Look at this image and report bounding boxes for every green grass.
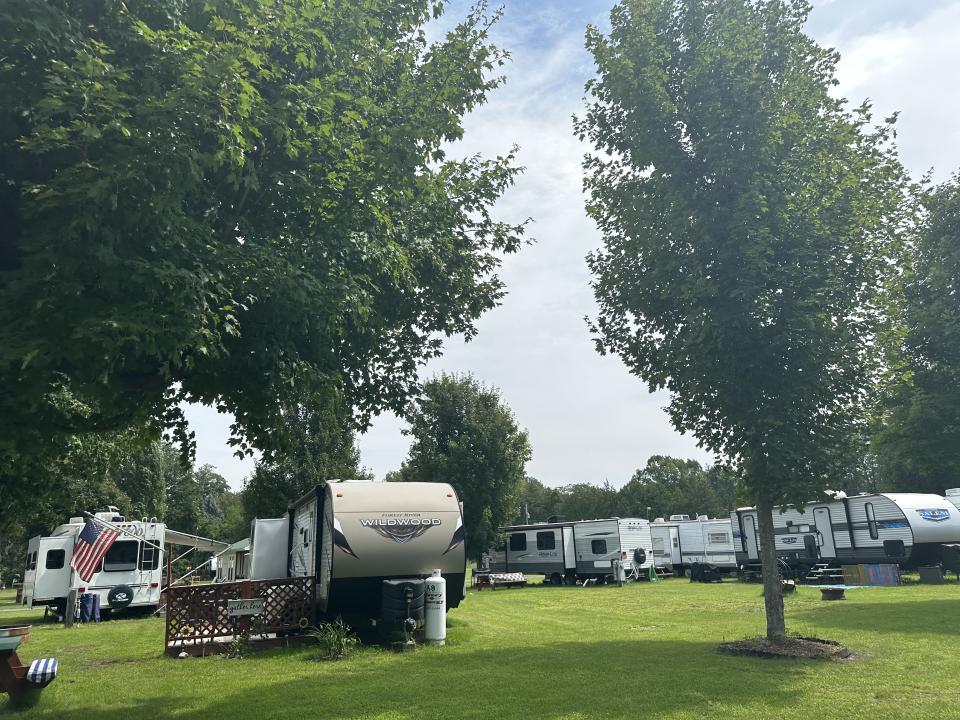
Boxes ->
[2,579,960,719]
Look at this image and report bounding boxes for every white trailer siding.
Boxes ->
[844,495,912,561]
[616,519,654,571]
[652,519,736,571]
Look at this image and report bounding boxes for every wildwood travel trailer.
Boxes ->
[492,518,654,584]
[286,481,466,620]
[650,517,737,575]
[22,509,226,616]
[731,493,960,575]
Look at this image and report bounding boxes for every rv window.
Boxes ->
[45,549,65,570]
[708,533,728,544]
[591,539,607,555]
[139,544,160,571]
[102,541,139,572]
[865,503,879,540]
[536,532,556,551]
[27,552,36,571]
[653,538,664,552]
[509,534,527,552]
[672,537,679,548]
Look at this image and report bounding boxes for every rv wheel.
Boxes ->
[550,573,563,586]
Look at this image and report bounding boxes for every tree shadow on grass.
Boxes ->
[791,597,960,636]
[7,638,809,720]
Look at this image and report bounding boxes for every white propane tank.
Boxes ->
[424,569,447,645]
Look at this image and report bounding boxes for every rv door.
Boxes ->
[743,515,759,561]
[562,526,576,570]
[813,507,836,559]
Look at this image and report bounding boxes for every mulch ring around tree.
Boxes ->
[718,636,855,660]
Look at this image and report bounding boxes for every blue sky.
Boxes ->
[187,0,960,489]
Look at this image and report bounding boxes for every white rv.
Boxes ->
[650,517,737,575]
[22,508,227,616]
[494,518,654,584]
[286,481,466,620]
[731,492,960,575]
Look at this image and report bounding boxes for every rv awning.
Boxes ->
[164,529,229,553]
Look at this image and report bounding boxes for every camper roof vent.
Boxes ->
[69,517,84,524]
[654,517,665,523]
[697,514,708,520]
[947,488,960,496]
[669,514,691,521]
[546,515,566,524]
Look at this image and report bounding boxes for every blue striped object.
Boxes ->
[26,658,58,684]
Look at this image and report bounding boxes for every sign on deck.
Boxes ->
[227,599,265,617]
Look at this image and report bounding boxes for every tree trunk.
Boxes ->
[756,492,786,642]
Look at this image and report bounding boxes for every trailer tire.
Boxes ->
[549,573,563,586]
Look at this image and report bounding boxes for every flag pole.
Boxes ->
[82,511,165,554]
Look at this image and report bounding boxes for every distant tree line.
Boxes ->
[514,456,737,525]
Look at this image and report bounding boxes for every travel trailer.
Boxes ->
[731,492,960,574]
[491,518,654,584]
[21,508,226,616]
[286,481,466,620]
[650,517,737,575]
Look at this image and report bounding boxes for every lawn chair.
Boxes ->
[0,626,58,706]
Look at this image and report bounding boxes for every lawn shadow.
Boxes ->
[792,597,960,636]
[20,638,815,720]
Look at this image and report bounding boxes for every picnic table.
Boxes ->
[0,625,58,706]
[474,572,527,591]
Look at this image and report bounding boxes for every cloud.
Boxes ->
[824,1,960,181]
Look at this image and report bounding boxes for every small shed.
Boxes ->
[215,539,251,582]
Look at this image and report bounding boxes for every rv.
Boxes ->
[731,492,960,575]
[650,517,737,575]
[21,508,226,616]
[286,481,466,620]
[493,518,654,584]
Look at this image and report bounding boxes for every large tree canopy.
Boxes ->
[242,393,371,520]
[579,0,909,640]
[0,0,526,473]
[874,176,960,493]
[395,373,531,558]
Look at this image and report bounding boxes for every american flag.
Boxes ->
[70,518,120,582]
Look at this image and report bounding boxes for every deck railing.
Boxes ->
[164,576,315,656]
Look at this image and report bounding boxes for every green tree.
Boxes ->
[0,0,526,476]
[514,476,562,524]
[617,456,732,520]
[579,0,909,641]
[874,177,960,493]
[242,396,370,521]
[555,482,619,521]
[397,373,531,558]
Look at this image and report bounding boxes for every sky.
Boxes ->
[186,0,960,491]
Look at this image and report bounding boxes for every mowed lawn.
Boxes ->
[2,578,959,719]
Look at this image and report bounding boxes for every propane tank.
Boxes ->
[424,569,447,645]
